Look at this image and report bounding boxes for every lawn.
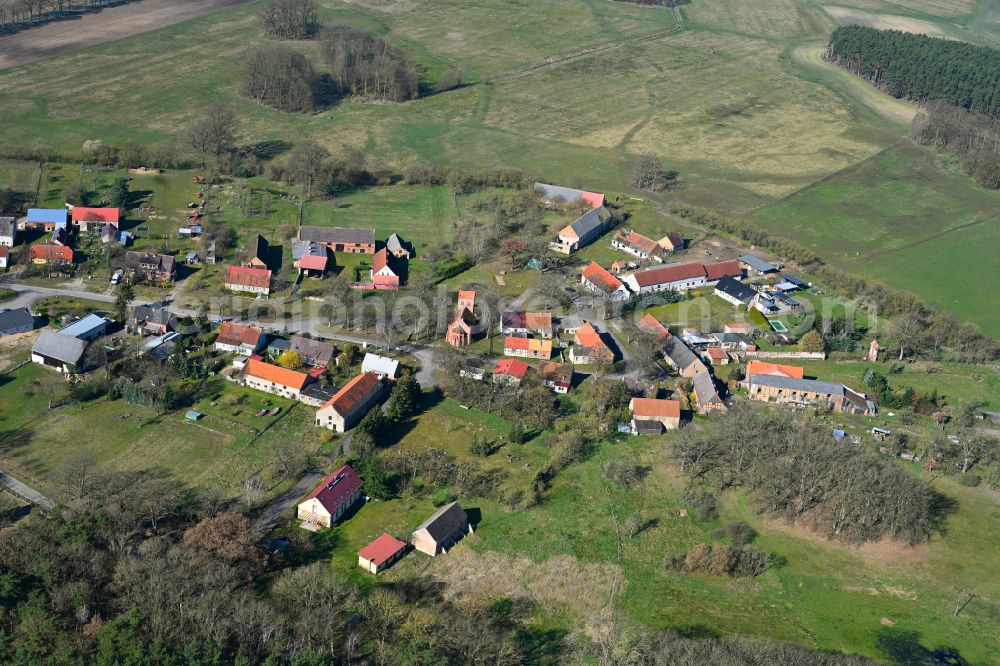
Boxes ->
[0,158,39,195]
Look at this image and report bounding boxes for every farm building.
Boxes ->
[501,311,554,338]
[225,265,271,295]
[290,335,337,368]
[541,362,574,393]
[31,330,88,373]
[71,207,119,232]
[630,398,681,433]
[127,306,178,335]
[291,240,329,277]
[739,254,778,275]
[612,229,663,261]
[492,358,530,384]
[745,360,804,382]
[580,261,631,301]
[243,359,312,400]
[297,465,364,530]
[315,372,384,432]
[244,234,269,269]
[0,308,34,337]
[551,206,612,254]
[21,208,67,232]
[662,335,707,378]
[638,314,670,340]
[503,336,553,360]
[298,226,375,254]
[714,276,758,308]
[692,371,727,415]
[215,322,265,355]
[358,533,408,574]
[370,248,400,289]
[534,182,605,209]
[361,353,399,379]
[385,233,411,259]
[747,375,875,415]
[412,502,472,556]
[569,322,614,365]
[58,314,109,341]
[658,232,685,254]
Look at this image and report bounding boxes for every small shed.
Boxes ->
[358,533,407,574]
[186,411,203,421]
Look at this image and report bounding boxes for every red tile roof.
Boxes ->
[493,358,529,379]
[297,254,328,271]
[582,261,624,294]
[226,265,271,289]
[303,465,363,515]
[372,248,392,274]
[358,533,407,566]
[631,398,681,418]
[246,358,310,390]
[615,230,659,254]
[706,347,728,360]
[581,191,605,209]
[217,321,263,348]
[321,372,382,416]
[704,259,742,282]
[71,207,119,224]
[0,246,8,258]
[747,360,804,379]
[574,322,603,348]
[630,262,706,288]
[30,244,73,261]
[639,314,670,339]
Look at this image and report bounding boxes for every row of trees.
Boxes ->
[0,0,126,33]
[914,101,1000,188]
[827,26,1000,117]
[672,405,951,545]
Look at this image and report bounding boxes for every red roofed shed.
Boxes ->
[358,533,407,574]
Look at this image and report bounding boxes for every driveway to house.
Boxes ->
[0,471,54,511]
[255,467,325,531]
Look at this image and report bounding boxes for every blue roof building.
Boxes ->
[26,209,68,229]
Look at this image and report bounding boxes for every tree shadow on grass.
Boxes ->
[876,628,969,665]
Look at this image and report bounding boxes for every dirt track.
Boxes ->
[0,0,254,71]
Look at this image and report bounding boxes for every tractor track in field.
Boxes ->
[0,0,254,71]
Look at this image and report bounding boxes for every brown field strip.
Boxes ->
[0,0,253,71]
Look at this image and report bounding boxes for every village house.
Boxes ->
[703,347,730,365]
[21,208,67,232]
[370,248,400,289]
[215,321,265,355]
[639,314,670,340]
[71,207,119,233]
[493,358,530,385]
[244,234,270,269]
[358,533,408,574]
[315,372,384,432]
[0,217,16,247]
[630,397,681,434]
[291,240,329,278]
[501,311,554,338]
[127,305,178,335]
[580,261,631,301]
[362,353,400,379]
[297,465,364,530]
[298,226,376,254]
[244,358,312,400]
[290,335,337,368]
[299,383,338,408]
[0,246,8,270]
[710,332,757,352]
[386,233,411,259]
[125,251,176,283]
[534,182,605,209]
[0,308,34,337]
[569,322,614,365]
[657,232,685,254]
[225,265,271,295]
[692,371,727,415]
[541,362,574,393]
[723,322,755,335]
[29,244,74,266]
[662,335,707,378]
[714,275,758,308]
[747,375,876,415]
[739,254,779,275]
[31,330,89,374]
[446,290,477,347]
[412,501,472,556]
[623,260,742,295]
[612,229,663,262]
[551,206,612,254]
[503,335,553,360]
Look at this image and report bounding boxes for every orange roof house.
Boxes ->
[71,207,119,229]
[245,358,310,393]
[581,261,630,300]
[703,259,742,283]
[30,244,74,264]
[630,397,681,432]
[215,321,264,354]
[570,322,614,365]
[746,360,804,380]
[371,248,400,289]
[493,358,530,383]
[503,336,553,359]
